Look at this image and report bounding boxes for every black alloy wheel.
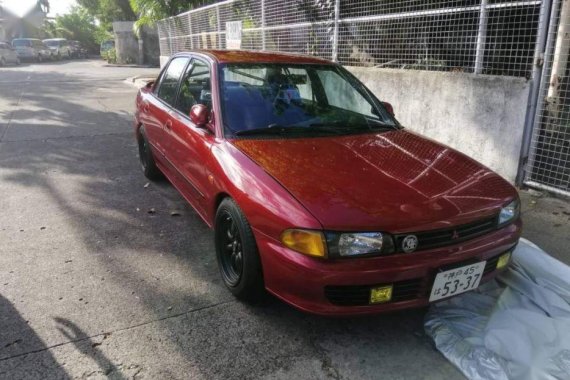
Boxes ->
[215,198,264,301]
[218,211,243,286]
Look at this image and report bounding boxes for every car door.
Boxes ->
[163,57,216,216]
[141,57,190,159]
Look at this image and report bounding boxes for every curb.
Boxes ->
[125,76,156,89]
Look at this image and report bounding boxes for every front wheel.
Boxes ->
[215,198,264,302]
[136,126,162,180]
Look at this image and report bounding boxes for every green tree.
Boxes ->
[129,0,215,29]
[42,6,107,51]
[77,0,137,26]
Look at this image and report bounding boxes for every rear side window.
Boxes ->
[157,58,190,106]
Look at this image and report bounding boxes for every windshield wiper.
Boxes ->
[309,121,395,132]
[235,124,338,136]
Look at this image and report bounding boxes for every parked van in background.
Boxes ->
[43,38,73,59]
[12,39,52,62]
[100,40,115,57]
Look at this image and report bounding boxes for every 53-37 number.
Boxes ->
[441,274,480,297]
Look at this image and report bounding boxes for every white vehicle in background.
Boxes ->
[0,42,21,66]
[11,38,52,62]
[43,38,73,60]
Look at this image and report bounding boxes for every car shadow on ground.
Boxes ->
[0,70,460,378]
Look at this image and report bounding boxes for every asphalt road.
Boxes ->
[0,59,472,379]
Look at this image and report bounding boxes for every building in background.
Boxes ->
[0,0,49,40]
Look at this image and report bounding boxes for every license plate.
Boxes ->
[429,261,486,302]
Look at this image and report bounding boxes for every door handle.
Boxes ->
[165,120,173,130]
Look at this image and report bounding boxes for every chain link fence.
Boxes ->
[157,0,544,78]
[524,0,570,194]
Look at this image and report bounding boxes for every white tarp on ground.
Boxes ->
[424,238,570,380]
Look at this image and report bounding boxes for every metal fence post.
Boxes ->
[332,0,340,61]
[261,0,266,50]
[474,0,488,74]
[188,13,194,49]
[517,0,554,185]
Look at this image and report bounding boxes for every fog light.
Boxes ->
[497,252,511,270]
[369,285,393,304]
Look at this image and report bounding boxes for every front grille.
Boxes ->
[325,278,423,306]
[394,217,497,252]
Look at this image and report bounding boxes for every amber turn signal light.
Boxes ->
[281,229,327,258]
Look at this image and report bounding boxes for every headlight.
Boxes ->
[498,199,520,226]
[326,232,395,258]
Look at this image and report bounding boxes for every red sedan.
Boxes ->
[134,50,521,316]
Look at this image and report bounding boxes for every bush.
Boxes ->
[102,48,117,64]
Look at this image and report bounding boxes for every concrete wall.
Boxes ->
[348,67,531,182]
[113,21,139,64]
[141,26,160,66]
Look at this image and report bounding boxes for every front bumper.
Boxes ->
[255,218,522,316]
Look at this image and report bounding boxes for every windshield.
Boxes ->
[12,40,31,47]
[44,41,60,47]
[219,63,397,137]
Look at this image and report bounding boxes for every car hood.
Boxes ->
[231,130,517,232]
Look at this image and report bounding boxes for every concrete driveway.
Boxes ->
[1,59,568,380]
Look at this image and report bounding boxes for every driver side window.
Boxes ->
[176,59,211,115]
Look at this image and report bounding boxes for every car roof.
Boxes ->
[13,38,39,41]
[175,49,333,65]
[43,38,66,41]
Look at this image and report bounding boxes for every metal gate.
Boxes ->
[524,0,570,195]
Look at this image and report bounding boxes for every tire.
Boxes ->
[215,198,265,302]
[37,54,43,63]
[0,57,5,67]
[137,126,162,180]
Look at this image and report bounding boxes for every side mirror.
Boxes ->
[145,80,155,90]
[189,104,212,132]
[381,101,395,117]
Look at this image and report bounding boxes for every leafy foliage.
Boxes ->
[129,0,216,29]
[42,6,107,52]
[76,0,137,28]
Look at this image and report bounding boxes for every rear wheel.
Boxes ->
[0,57,6,67]
[137,126,162,180]
[215,198,264,302]
[37,54,43,63]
